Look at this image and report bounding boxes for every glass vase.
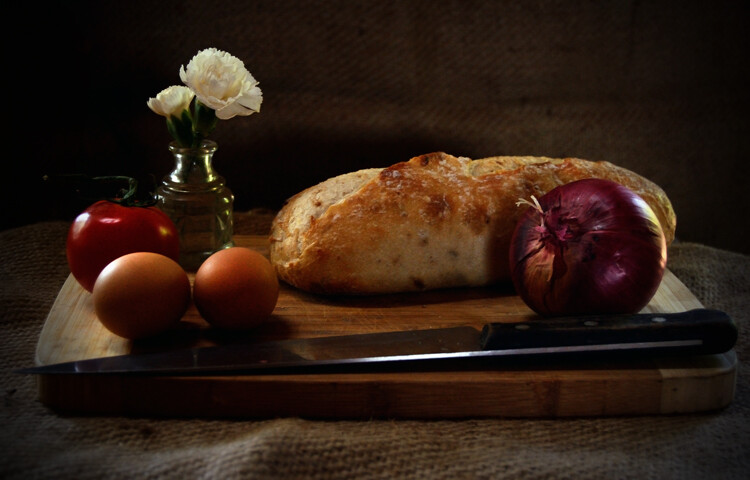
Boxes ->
[156,139,234,271]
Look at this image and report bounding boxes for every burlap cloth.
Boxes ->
[10,0,750,256]
[1,212,748,479]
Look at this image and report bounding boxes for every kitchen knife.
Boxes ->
[16,309,736,376]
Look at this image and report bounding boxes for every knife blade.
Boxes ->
[16,309,736,376]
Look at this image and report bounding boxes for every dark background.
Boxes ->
[5,0,749,254]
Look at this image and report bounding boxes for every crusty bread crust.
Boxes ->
[269,152,676,294]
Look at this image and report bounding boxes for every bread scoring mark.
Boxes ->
[414,152,454,168]
[379,167,403,181]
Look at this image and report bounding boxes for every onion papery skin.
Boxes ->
[509,178,668,316]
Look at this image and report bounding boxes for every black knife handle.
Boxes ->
[480,309,737,355]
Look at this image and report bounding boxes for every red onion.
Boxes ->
[509,178,667,316]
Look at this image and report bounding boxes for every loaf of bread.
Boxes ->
[269,152,676,295]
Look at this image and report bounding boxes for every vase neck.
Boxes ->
[166,140,221,184]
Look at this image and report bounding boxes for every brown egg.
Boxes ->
[92,252,191,340]
[193,247,279,329]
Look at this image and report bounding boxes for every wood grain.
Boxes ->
[33,235,737,418]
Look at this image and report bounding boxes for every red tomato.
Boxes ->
[66,200,180,292]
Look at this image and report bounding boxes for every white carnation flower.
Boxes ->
[179,48,263,120]
[146,85,195,118]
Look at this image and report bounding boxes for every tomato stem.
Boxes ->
[43,174,159,207]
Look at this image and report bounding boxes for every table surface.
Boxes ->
[1,217,748,479]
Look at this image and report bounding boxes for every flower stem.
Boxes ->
[167,111,194,148]
[192,100,218,147]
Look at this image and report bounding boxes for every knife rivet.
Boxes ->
[583,320,598,327]
[651,317,667,323]
[515,324,530,330]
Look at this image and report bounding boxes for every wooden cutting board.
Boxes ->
[33,235,737,419]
